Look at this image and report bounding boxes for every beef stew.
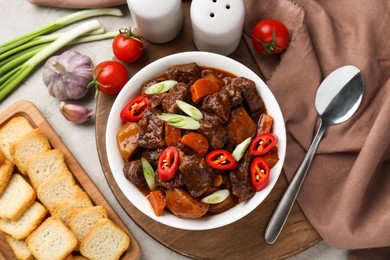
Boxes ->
[116,63,279,219]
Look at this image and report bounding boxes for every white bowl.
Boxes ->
[106,51,286,230]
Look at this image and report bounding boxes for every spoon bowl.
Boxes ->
[264,65,364,244]
[316,65,364,124]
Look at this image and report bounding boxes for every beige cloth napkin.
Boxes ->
[28,0,390,258]
[242,0,390,258]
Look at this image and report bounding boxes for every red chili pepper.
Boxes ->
[248,133,278,156]
[120,95,150,122]
[157,146,179,181]
[250,157,270,191]
[205,149,238,170]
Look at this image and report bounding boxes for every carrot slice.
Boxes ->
[148,190,166,216]
[256,113,274,135]
[190,78,221,103]
[164,124,182,146]
[181,132,209,157]
[202,70,225,88]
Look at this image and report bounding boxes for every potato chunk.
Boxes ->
[165,188,209,219]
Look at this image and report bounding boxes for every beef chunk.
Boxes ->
[223,76,235,86]
[164,63,201,86]
[225,106,257,148]
[155,171,184,190]
[202,89,231,122]
[147,93,167,109]
[138,108,165,149]
[161,83,189,113]
[141,148,163,167]
[233,77,264,121]
[123,159,146,186]
[224,82,243,108]
[179,154,212,197]
[199,112,227,149]
[229,152,255,202]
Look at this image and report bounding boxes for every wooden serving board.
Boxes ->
[95,2,320,258]
[96,93,320,259]
[0,100,140,260]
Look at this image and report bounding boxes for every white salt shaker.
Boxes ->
[190,0,245,56]
[127,0,183,44]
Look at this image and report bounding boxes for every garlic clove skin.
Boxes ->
[60,101,94,124]
[43,50,93,101]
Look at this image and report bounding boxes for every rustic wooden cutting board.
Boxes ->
[0,100,140,260]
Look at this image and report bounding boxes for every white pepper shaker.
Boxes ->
[127,0,183,44]
[190,0,245,56]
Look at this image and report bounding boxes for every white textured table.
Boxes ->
[0,1,347,259]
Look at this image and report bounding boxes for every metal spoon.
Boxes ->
[264,65,364,244]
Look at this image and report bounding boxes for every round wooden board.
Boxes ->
[95,2,321,258]
[95,92,320,259]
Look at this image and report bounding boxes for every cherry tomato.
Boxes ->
[250,157,270,191]
[157,146,179,182]
[248,133,278,156]
[120,95,150,123]
[205,149,238,171]
[112,28,144,63]
[93,61,128,95]
[251,19,289,55]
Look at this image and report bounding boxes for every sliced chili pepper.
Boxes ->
[205,149,238,171]
[157,146,179,181]
[250,157,270,191]
[248,133,278,156]
[120,95,150,122]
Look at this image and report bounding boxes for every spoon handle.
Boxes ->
[264,120,327,244]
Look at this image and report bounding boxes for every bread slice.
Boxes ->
[26,149,72,189]
[0,148,6,166]
[10,128,51,175]
[5,235,34,260]
[37,174,82,211]
[0,116,34,160]
[51,191,93,224]
[0,201,47,240]
[0,159,14,196]
[0,201,47,239]
[68,206,107,243]
[26,217,77,260]
[65,254,89,260]
[80,218,130,260]
[0,174,36,220]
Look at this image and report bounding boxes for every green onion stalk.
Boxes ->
[0,8,122,54]
[0,20,102,101]
[0,30,118,76]
[0,8,123,101]
[0,27,105,61]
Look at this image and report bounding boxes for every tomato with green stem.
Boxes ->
[251,19,289,55]
[93,61,128,95]
[112,28,144,63]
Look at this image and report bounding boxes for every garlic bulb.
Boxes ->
[60,102,94,124]
[43,50,93,100]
